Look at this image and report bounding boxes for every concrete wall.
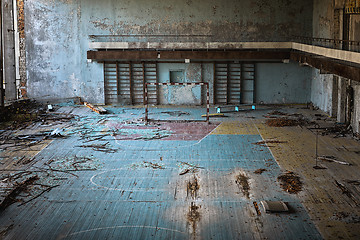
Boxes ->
[352,84,360,133]
[256,62,312,104]
[24,0,313,104]
[157,63,205,105]
[310,69,334,115]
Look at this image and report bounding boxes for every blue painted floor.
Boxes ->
[0,107,322,240]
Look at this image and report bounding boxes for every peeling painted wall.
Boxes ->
[25,0,313,103]
[311,69,334,115]
[158,63,205,105]
[256,62,312,104]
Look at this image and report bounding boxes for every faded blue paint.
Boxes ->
[256,62,312,104]
[158,63,203,105]
[24,0,313,104]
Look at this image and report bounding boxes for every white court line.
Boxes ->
[66,225,186,237]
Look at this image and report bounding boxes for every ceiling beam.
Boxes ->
[87,50,290,61]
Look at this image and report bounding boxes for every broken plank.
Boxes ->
[84,102,107,114]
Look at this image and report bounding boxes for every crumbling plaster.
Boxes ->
[24,0,313,104]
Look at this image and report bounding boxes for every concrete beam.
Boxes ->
[87,50,290,61]
[1,0,16,100]
[290,52,360,82]
[89,41,293,50]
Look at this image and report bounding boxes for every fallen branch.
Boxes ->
[19,184,60,206]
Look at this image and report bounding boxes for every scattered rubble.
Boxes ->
[331,212,360,223]
[277,171,302,194]
[235,173,250,198]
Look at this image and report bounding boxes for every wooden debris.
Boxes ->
[317,156,351,166]
[253,201,261,215]
[277,171,302,194]
[0,176,39,211]
[201,113,225,117]
[334,180,354,200]
[76,142,117,153]
[84,102,107,114]
[254,168,267,174]
[143,161,164,169]
[253,139,287,147]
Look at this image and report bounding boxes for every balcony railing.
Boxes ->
[294,36,360,53]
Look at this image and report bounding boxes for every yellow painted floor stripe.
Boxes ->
[255,122,360,240]
[211,121,259,135]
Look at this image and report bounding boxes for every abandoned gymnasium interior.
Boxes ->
[1,0,360,239]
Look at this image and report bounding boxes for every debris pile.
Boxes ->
[0,99,45,124]
[277,171,302,194]
[266,118,301,127]
[235,173,250,198]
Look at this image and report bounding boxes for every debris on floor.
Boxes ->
[317,156,352,166]
[84,102,107,114]
[253,139,287,147]
[178,162,204,175]
[187,202,201,234]
[330,212,360,223]
[254,168,267,174]
[201,113,226,117]
[277,171,302,194]
[45,156,101,171]
[0,175,39,211]
[268,110,288,116]
[160,111,190,117]
[261,200,289,213]
[76,142,118,153]
[235,173,250,198]
[187,176,200,199]
[253,201,261,215]
[131,161,165,170]
[334,180,357,204]
[266,118,302,127]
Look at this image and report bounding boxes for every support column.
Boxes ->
[337,77,347,123]
[331,76,339,118]
[1,0,17,101]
